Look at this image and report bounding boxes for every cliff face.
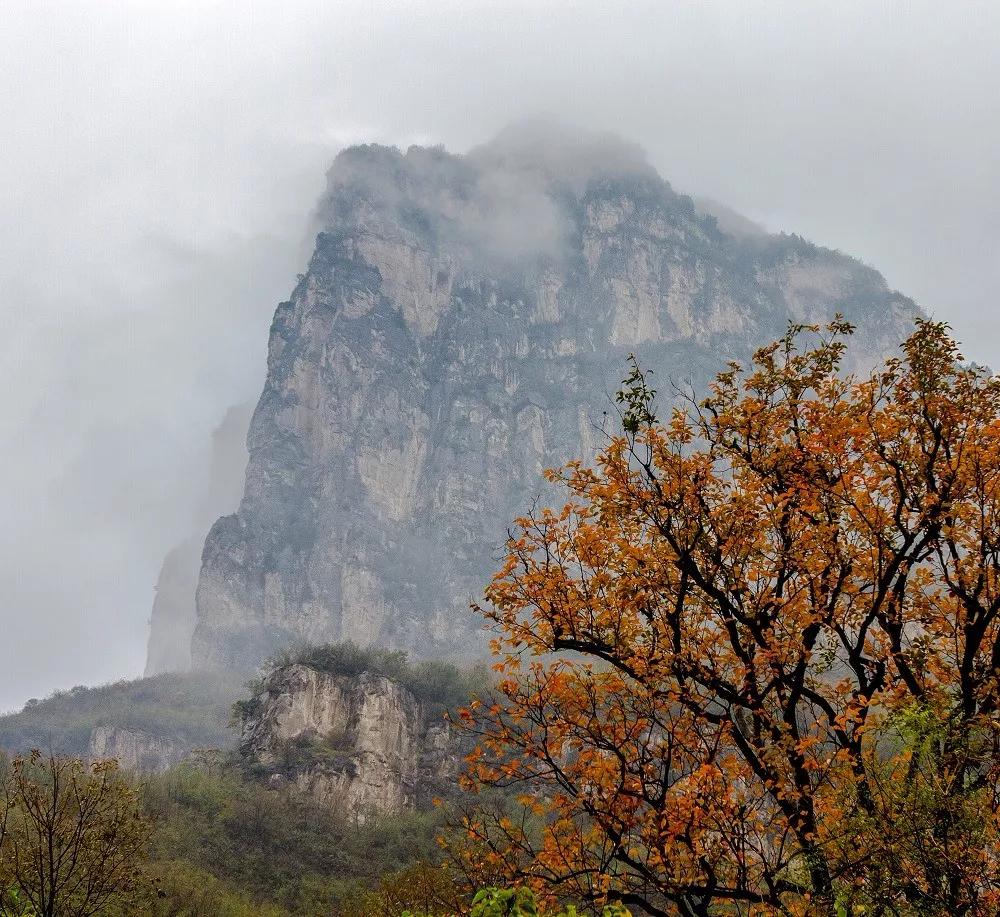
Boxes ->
[238,664,456,818]
[146,403,252,675]
[190,125,921,670]
[88,725,188,774]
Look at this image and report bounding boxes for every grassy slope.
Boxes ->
[0,670,245,757]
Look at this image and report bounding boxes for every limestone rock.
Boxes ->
[238,663,458,819]
[88,725,187,774]
[190,127,922,670]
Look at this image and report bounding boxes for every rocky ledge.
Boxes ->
[237,663,459,820]
[88,725,188,774]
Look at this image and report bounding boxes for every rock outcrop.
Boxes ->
[146,403,252,674]
[88,725,188,774]
[188,124,922,671]
[238,663,457,818]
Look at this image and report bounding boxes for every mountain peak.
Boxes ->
[145,128,922,672]
[469,120,658,186]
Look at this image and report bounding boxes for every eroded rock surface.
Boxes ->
[88,725,187,774]
[189,126,921,670]
[238,664,457,818]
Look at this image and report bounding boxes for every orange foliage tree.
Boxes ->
[455,320,1000,916]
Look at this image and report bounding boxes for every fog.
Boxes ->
[1,1,997,710]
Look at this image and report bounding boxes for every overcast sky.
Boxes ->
[0,0,997,710]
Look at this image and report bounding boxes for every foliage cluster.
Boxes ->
[139,762,449,915]
[393,885,631,917]
[464,887,630,917]
[401,886,631,917]
[456,319,1000,915]
[271,730,356,771]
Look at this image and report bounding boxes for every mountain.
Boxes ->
[145,402,252,675]
[145,124,921,673]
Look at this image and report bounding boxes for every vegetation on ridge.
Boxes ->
[0,672,243,759]
[236,642,491,720]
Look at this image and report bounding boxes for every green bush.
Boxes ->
[399,887,632,917]
[143,860,290,917]
[254,642,490,715]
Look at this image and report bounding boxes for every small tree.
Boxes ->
[366,862,468,917]
[457,320,1000,915]
[0,750,149,917]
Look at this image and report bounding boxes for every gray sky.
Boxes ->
[1,0,997,710]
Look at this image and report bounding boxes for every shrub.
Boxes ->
[255,642,490,716]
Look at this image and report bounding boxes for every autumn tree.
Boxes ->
[456,320,1000,915]
[0,750,149,917]
[364,862,468,917]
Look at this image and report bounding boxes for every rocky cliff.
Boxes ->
[88,724,188,774]
[146,403,252,675]
[238,663,457,818]
[181,124,921,671]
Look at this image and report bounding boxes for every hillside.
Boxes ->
[0,671,241,763]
